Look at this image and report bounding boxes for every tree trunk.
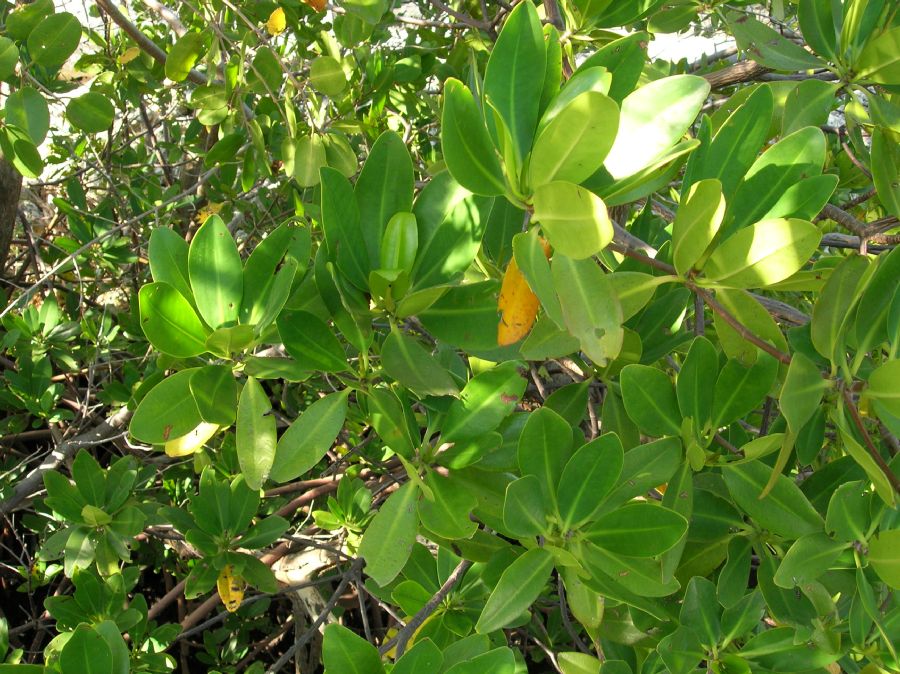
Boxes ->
[0,158,23,277]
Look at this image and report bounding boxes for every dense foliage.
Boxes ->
[1,0,899,672]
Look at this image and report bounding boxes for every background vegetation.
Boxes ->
[0,0,899,672]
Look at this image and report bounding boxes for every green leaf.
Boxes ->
[689,86,773,199]
[270,390,348,483]
[740,626,842,671]
[529,91,619,187]
[726,127,826,233]
[66,92,114,133]
[584,503,688,556]
[798,0,839,62]
[867,359,900,417]
[138,282,209,358]
[27,12,82,68]
[872,127,900,218]
[410,172,493,291]
[393,639,443,674]
[188,215,243,329]
[703,218,821,288]
[782,80,838,136]
[712,288,789,363]
[516,407,572,508]
[759,173,839,222]
[604,75,709,180]
[502,475,551,537]
[811,254,869,362]
[418,472,477,539]
[676,336,718,434]
[148,228,193,302]
[320,167,368,290]
[730,12,825,70]
[657,625,703,674]
[834,407,896,507]
[773,532,847,588]
[277,309,348,373]
[720,590,766,647]
[855,26,900,84]
[558,652,603,674]
[825,480,870,542]
[712,352,778,428]
[442,362,526,443]
[680,576,721,649]
[380,212,418,274]
[236,377,276,490]
[291,134,327,187]
[445,648,516,674]
[673,179,725,276]
[620,364,681,437]
[240,222,307,325]
[367,387,416,459]
[59,624,113,674]
[309,56,347,97]
[355,131,414,271]
[5,86,50,145]
[512,229,563,327]
[130,369,203,444]
[545,381,590,426]
[0,37,20,79]
[165,31,207,82]
[532,181,613,259]
[322,624,384,674]
[71,451,105,507]
[780,352,828,435]
[552,254,623,365]
[441,79,506,196]
[483,0,545,168]
[381,329,458,398]
[359,482,419,586]
[475,547,554,633]
[867,529,900,589]
[557,434,624,529]
[722,460,824,539]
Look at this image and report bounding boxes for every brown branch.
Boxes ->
[702,60,771,89]
[842,388,900,496]
[381,558,474,658]
[691,286,793,365]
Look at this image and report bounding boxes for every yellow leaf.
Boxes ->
[217,564,247,612]
[164,422,219,457]
[197,202,224,223]
[118,46,141,64]
[497,237,551,346]
[266,7,286,35]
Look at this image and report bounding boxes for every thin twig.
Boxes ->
[265,558,365,673]
[842,388,900,495]
[380,558,473,658]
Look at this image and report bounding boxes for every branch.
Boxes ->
[424,0,491,30]
[842,388,900,496]
[0,407,131,515]
[380,558,473,658]
[95,0,208,87]
[702,60,771,89]
[264,558,365,674]
[691,286,793,365]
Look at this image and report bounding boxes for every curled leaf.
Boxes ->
[164,421,220,457]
